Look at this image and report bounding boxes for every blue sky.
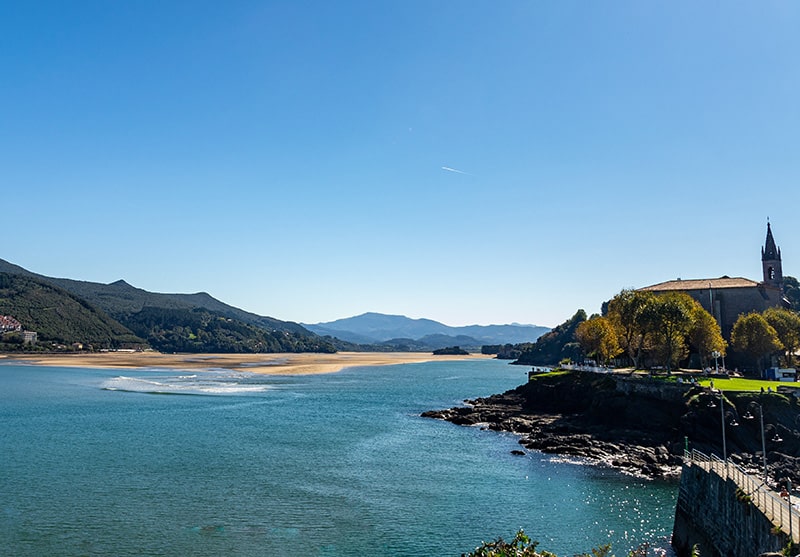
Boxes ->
[2,2,799,328]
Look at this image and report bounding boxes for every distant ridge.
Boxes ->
[304,312,549,349]
[44,274,309,335]
[0,258,332,353]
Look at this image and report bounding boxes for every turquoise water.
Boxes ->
[0,359,677,556]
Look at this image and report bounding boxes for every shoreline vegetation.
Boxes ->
[0,351,489,375]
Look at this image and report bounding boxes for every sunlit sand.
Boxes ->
[0,351,489,375]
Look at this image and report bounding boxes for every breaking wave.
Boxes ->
[101,372,271,396]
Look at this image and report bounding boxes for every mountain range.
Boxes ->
[0,258,332,353]
[304,313,549,350]
[0,258,549,353]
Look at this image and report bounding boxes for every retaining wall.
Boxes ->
[672,461,787,557]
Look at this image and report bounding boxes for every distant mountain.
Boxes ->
[0,258,333,353]
[304,312,549,348]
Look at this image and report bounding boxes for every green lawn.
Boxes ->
[697,377,800,392]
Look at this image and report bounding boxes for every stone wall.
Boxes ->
[683,285,784,340]
[612,375,691,404]
[672,463,786,557]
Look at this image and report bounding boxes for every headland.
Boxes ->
[423,370,800,483]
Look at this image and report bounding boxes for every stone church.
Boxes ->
[639,223,788,340]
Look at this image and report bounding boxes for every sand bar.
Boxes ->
[0,351,489,375]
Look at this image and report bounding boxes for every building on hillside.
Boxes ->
[21,331,38,344]
[0,315,23,332]
[639,222,788,340]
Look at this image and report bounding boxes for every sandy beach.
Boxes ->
[0,351,489,375]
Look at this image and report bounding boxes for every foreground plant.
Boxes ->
[463,531,652,557]
[462,529,553,557]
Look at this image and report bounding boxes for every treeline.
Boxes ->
[580,289,800,373]
[576,290,725,372]
[495,287,800,375]
[123,307,337,354]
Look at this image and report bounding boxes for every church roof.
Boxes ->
[640,276,761,292]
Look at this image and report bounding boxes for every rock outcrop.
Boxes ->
[423,371,800,482]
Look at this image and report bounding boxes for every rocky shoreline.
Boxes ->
[422,371,800,482]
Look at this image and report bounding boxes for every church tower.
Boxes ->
[762,221,783,288]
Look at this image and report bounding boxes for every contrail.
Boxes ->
[441,166,470,175]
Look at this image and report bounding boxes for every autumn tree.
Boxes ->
[575,316,622,365]
[605,289,655,369]
[641,292,696,373]
[689,304,727,369]
[762,307,800,367]
[731,312,783,372]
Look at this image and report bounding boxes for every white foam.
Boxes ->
[101,372,270,396]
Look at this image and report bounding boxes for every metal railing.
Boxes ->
[686,449,799,543]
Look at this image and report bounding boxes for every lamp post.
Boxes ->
[743,402,768,485]
[720,392,727,472]
[709,389,739,477]
[709,390,731,475]
[788,480,794,545]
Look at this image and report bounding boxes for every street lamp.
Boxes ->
[743,402,768,485]
[708,390,738,473]
[711,350,720,373]
[788,480,794,545]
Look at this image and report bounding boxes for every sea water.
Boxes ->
[0,359,677,556]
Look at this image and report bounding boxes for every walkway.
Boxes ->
[686,449,800,544]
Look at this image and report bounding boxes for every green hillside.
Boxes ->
[512,309,587,365]
[0,273,145,349]
[123,306,336,354]
[0,258,334,354]
[45,278,310,335]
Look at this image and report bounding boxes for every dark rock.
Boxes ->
[421,370,800,481]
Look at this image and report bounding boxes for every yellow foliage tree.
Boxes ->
[575,316,622,365]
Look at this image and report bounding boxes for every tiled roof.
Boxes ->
[640,277,761,292]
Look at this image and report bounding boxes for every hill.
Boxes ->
[511,309,586,365]
[44,277,309,335]
[122,306,335,354]
[304,313,549,349]
[0,273,145,349]
[0,259,332,353]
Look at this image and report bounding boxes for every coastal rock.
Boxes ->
[423,371,800,482]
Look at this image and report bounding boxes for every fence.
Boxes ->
[687,449,800,544]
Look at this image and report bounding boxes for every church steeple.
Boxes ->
[762,221,783,288]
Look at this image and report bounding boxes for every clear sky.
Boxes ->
[2,2,799,328]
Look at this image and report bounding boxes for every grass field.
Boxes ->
[697,377,800,392]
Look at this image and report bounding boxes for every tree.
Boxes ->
[688,305,727,369]
[575,317,622,365]
[731,312,783,373]
[783,276,800,312]
[762,307,800,367]
[606,289,655,369]
[641,292,696,373]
